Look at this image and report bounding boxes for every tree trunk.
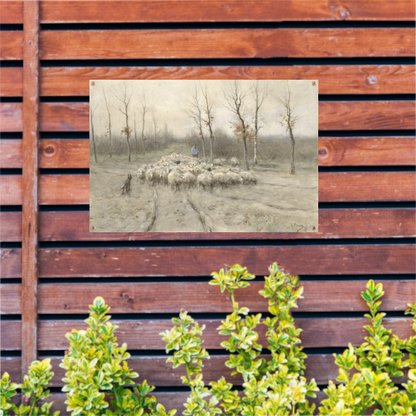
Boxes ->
[243,137,249,171]
[108,116,112,158]
[90,113,98,163]
[125,108,131,162]
[289,125,295,175]
[254,138,258,165]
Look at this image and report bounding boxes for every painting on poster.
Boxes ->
[89,80,318,233]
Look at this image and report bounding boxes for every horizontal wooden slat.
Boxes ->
[0,212,22,242]
[0,31,23,60]
[0,284,21,314]
[318,137,416,166]
[0,1,23,24]
[2,317,412,350]
[2,208,415,242]
[38,245,416,277]
[37,65,416,96]
[0,175,22,204]
[33,137,416,169]
[42,1,416,23]
[34,280,415,314]
[0,139,22,168]
[39,102,416,132]
[1,320,21,349]
[35,208,416,240]
[2,172,415,206]
[0,67,23,96]
[0,103,22,132]
[39,29,415,60]
[0,248,21,278]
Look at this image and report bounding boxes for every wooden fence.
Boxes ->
[1,1,415,413]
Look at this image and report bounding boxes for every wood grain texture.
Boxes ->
[0,31,23,60]
[0,212,22,242]
[36,245,415,278]
[0,1,23,24]
[0,139,22,168]
[21,0,40,377]
[318,137,416,166]
[2,172,415,206]
[2,317,412,350]
[38,65,416,96]
[36,280,415,314]
[1,284,21,314]
[40,0,415,23]
[34,137,416,169]
[0,175,22,205]
[39,28,415,60]
[0,249,21,278]
[2,208,415,242]
[0,103,22,132]
[37,102,416,132]
[1,321,21,350]
[37,208,416,240]
[0,67,23,96]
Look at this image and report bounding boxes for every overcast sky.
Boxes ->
[90,80,318,140]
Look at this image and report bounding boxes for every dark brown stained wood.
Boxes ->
[1,284,21,314]
[319,101,415,131]
[39,139,87,169]
[0,31,23,60]
[36,137,416,169]
[0,103,22,132]
[38,102,416,132]
[2,317,411,351]
[39,1,416,23]
[21,0,40,379]
[0,249,21,278]
[0,1,23,24]
[3,173,415,206]
[1,320,21,350]
[0,139,22,168]
[0,212,22,242]
[319,172,416,202]
[0,175,22,205]
[37,280,415,314]
[0,357,20,381]
[37,245,415,278]
[319,137,416,166]
[0,67,23,96]
[39,65,416,96]
[2,208,415,242]
[2,353,408,388]
[39,28,415,60]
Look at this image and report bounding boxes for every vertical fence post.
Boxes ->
[21,0,40,382]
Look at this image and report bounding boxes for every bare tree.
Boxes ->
[201,85,215,162]
[152,111,159,151]
[133,110,139,156]
[222,80,254,171]
[114,82,135,162]
[187,84,206,158]
[90,102,99,163]
[101,84,112,158]
[141,91,147,155]
[252,81,268,165]
[274,81,299,175]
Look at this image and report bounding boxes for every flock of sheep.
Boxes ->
[136,154,257,192]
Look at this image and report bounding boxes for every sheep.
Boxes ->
[239,171,257,185]
[162,168,170,186]
[229,157,240,166]
[213,158,223,166]
[226,172,243,186]
[168,171,183,192]
[137,168,146,185]
[213,172,227,189]
[146,169,155,187]
[183,171,197,189]
[153,168,163,185]
[197,173,216,192]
